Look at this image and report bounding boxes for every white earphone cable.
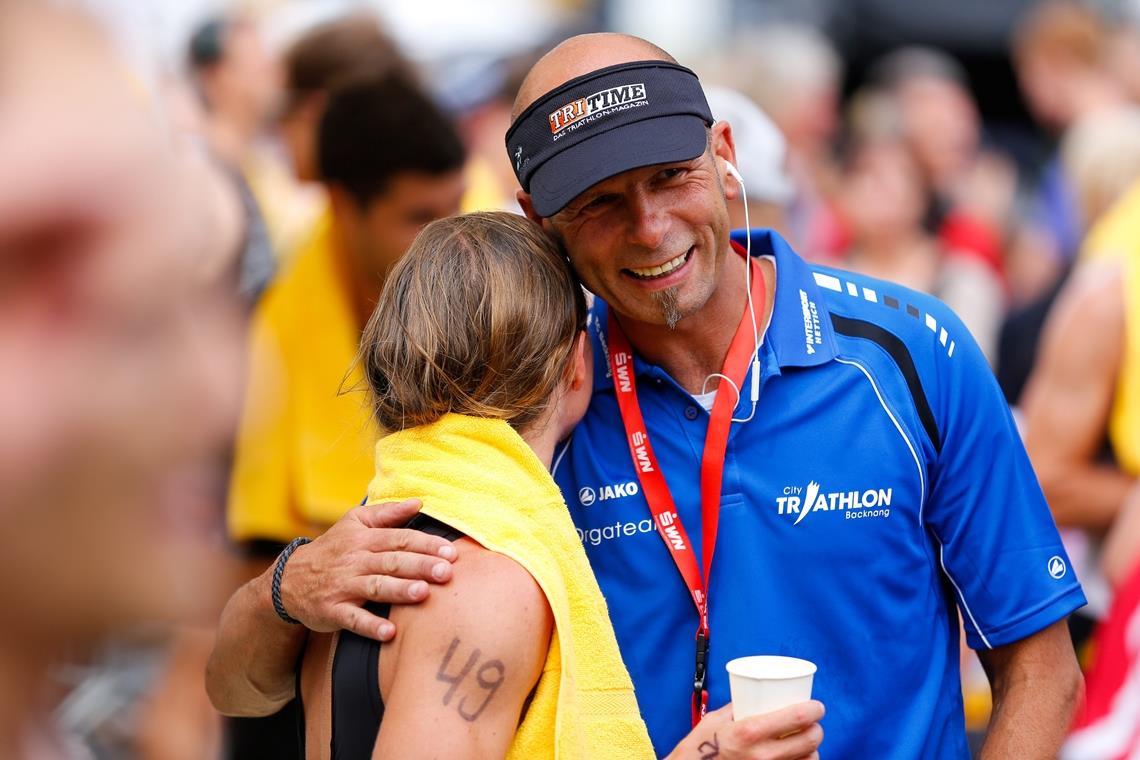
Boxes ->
[705,162,761,423]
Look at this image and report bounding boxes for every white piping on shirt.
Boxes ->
[834,356,992,649]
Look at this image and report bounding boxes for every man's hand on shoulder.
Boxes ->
[277,499,458,640]
[666,701,824,760]
[207,499,459,717]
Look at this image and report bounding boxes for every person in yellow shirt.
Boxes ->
[1023,107,1140,593]
[228,75,466,549]
[224,73,464,759]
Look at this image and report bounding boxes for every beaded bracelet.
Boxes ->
[271,537,311,625]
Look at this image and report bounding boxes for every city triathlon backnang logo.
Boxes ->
[776,481,893,524]
[548,83,648,137]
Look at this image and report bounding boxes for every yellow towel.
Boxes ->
[368,414,654,760]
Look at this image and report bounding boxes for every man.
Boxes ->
[227,75,466,549]
[211,34,1084,759]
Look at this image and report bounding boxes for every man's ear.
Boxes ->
[710,121,741,201]
[326,184,368,243]
[516,190,545,224]
[298,92,327,124]
[326,184,355,219]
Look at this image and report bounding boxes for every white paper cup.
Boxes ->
[726,655,817,719]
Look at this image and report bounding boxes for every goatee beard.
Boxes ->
[650,288,683,330]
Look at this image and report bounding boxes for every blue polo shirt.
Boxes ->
[553,229,1086,758]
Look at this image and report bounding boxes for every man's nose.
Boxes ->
[625,191,668,250]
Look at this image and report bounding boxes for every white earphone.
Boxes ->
[701,158,761,422]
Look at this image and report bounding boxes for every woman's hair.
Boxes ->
[361,211,587,434]
[1063,107,1140,225]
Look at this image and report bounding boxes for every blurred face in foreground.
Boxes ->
[0,4,242,649]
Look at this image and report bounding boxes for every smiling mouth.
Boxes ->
[624,248,693,280]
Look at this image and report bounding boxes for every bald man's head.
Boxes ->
[512,33,676,121]
[505,34,711,217]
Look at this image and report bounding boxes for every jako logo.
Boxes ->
[776,481,893,524]
[656,510,686,550]
[548,83,647,134]
[578,481,640,506]
[1048,556,1067,579]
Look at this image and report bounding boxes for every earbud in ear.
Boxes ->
[724,161,743,183]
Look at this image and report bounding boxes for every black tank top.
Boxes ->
[320,514,464,759]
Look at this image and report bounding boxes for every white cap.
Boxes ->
[704,85,794,205]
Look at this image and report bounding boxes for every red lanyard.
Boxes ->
[607,254,766,726]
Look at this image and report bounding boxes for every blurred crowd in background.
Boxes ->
[2,0,1139,757]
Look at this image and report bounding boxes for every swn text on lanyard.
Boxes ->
[607,252,766,727]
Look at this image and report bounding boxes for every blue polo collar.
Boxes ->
[589,228,838,391]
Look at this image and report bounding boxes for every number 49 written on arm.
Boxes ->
[435,636,506,722]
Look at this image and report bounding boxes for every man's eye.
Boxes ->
[583,194,617,210]
[657,168,686,182]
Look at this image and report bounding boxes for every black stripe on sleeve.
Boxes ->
[830,313,942,453]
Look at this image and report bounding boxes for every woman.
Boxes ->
[839,138,1005,364]
[297,212,654,759]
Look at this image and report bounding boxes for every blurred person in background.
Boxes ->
[453,52,538,213]
[263,11,416,270]
[703,86,793,236]
[1012,0,1125,289]
[1062,484,1140,760]
[867,47,1016,289]
[708,23,846,261]
[838,138,1004,364]
[224,74,464,758]
[228,74,465,588]
[1062,107,1140,234]
[0,2,244,757]
[1022,107,1140,655]
[187,14,282,174]
[277,12,415,187]
[186,12,282,298]
[998,0,1127,410]
[1104,1,1140,104]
